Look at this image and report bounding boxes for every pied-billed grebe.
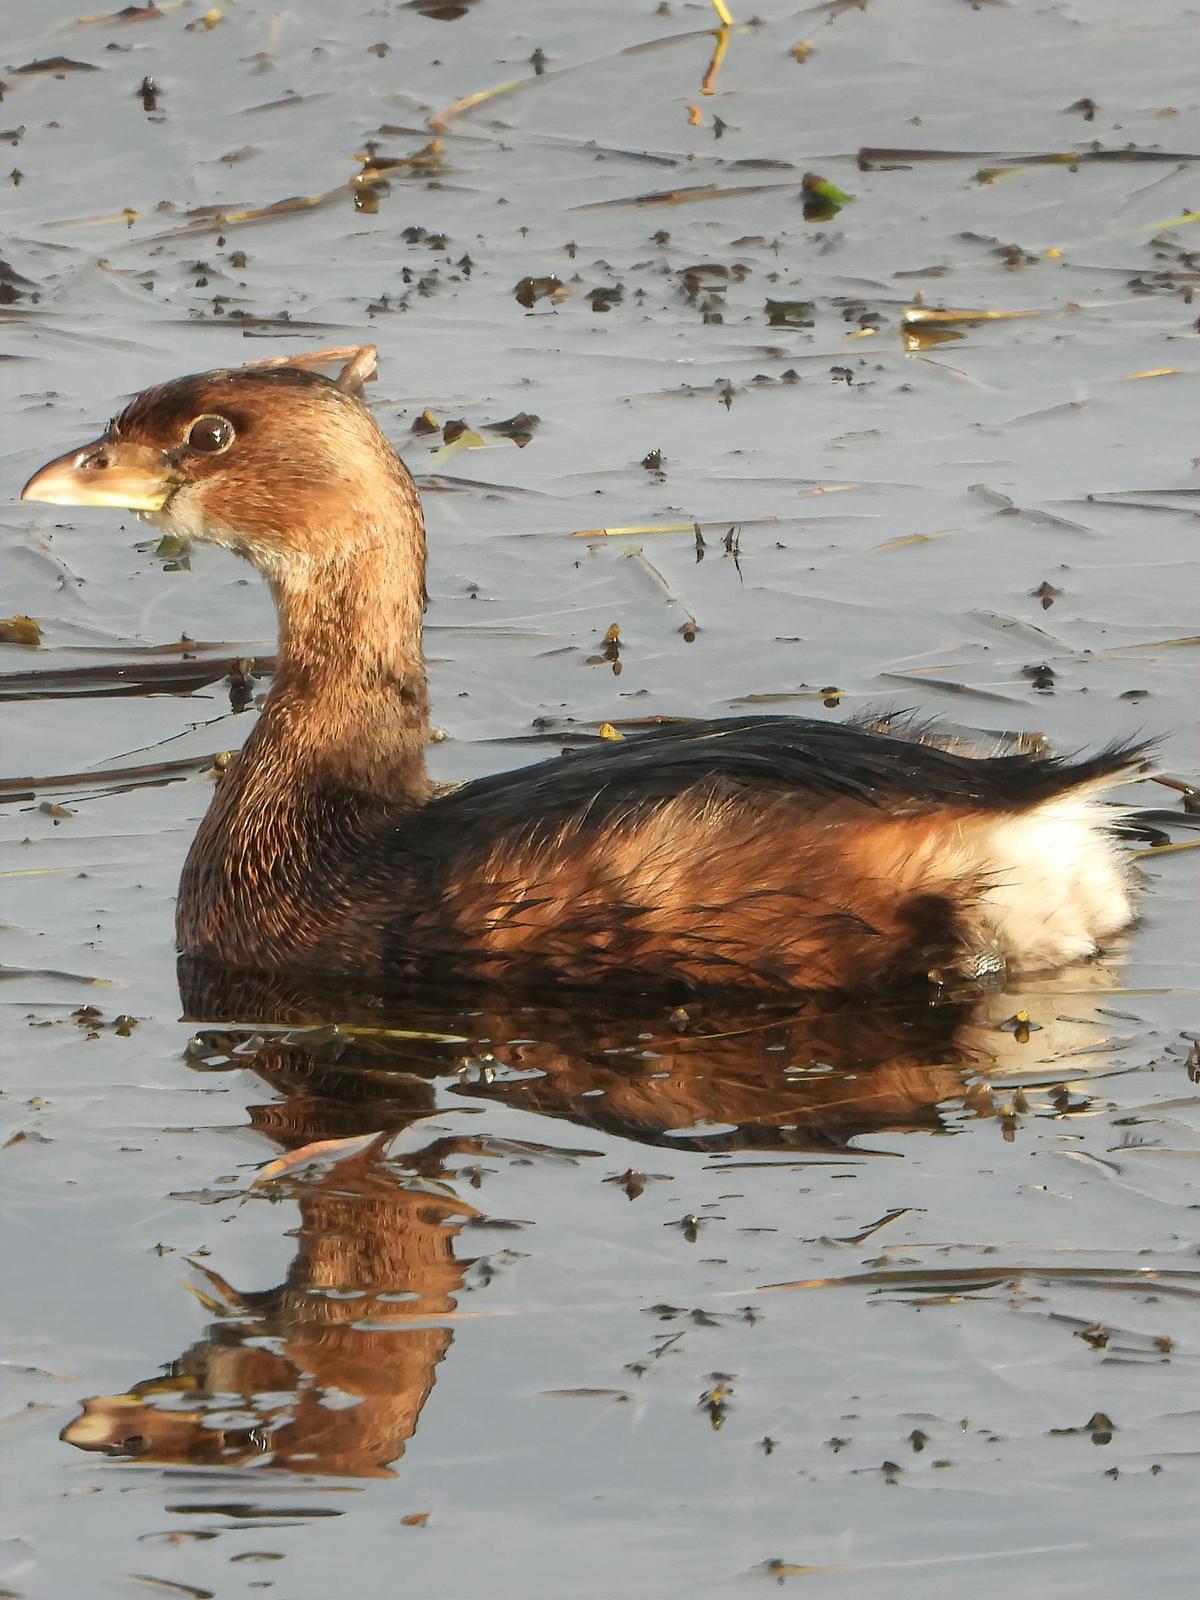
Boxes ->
[22,348,1151,993]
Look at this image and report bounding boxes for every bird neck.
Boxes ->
[261,521,430,803]
[176,421,434,965]
[177,508,430,965]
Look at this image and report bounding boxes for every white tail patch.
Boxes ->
[977,791,1135,972]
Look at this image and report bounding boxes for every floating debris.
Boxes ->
[0,615,41,647]
[901,299,1049,349]
[858,144,1200,169]
[764,298,815,327]
[482,412,540,447]
[572,181,798,212]
[74,2,167,22]
[13,57,99,75]
[802,171,855,221]
[1031,580,1064,608]
[513,274,566,307]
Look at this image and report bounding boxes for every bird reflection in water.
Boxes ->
[62,958,1125,1478]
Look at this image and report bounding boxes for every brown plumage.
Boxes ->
[21,349,1154,994]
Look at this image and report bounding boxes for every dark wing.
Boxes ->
[416,714,1151,852]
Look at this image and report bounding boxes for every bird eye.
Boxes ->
[186,414,235,454]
